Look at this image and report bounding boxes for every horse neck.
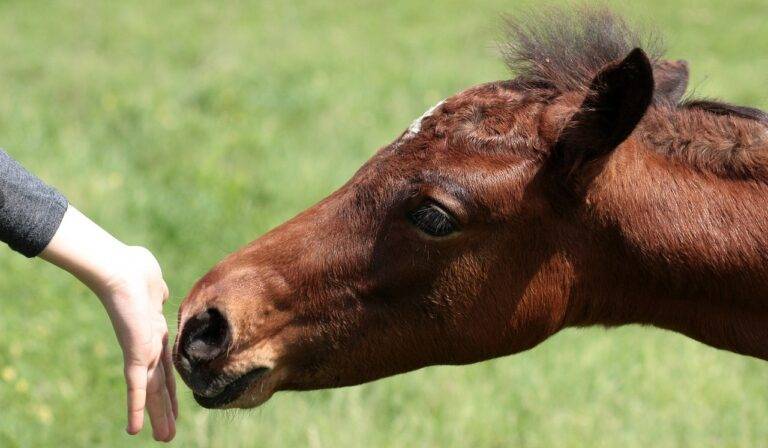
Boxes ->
[567,110,768,360]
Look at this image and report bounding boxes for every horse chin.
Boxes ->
[193,366,277,409]
[225,365,290,409]
[225,377,280,409]
[226,387,277,409]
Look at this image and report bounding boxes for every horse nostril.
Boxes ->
[180,308,231,366]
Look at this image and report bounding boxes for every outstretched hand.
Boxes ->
[40,207,178,442]
[99,246,177,441]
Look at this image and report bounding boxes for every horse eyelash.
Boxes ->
[408,203,458,235]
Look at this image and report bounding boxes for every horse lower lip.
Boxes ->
[193,367,269,409]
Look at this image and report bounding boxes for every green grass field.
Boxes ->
[1,0,767,446]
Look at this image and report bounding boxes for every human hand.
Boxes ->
[40,207,177,442]
[99,246,178,442]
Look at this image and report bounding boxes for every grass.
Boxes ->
[0,0,767,446]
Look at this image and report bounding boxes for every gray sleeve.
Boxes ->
[0,149,68,257]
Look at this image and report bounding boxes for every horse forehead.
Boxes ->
[410,86,538,133]
[388,85,546,162]
[403,85,511,138]
[406,99,446,136]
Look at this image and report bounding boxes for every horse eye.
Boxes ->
[407,201,459,237]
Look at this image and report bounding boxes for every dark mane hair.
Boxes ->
[500,5,767,121]
[682,99,768,123]
[500,5,768,181]
[501,6,662,94]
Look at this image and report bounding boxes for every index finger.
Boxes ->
[124,364,149,435]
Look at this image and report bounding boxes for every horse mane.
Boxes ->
[500,6,767,120]
[681,99,768,123]
[499,5,768,181]
[500,6,663,96]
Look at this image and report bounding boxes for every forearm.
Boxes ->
[0,150,126,297]
[39,206,128,298]
[0,149,68,257]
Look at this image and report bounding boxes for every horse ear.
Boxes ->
[551,48,654,181]
[654,59,689,103]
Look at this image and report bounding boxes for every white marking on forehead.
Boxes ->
[406,99,445,136]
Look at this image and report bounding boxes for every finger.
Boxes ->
[161,365,177,442]
[162,338,179,419]
[124,364,148,435]
[146,364,171,442]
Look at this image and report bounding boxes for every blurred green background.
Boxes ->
[1,0,767,446]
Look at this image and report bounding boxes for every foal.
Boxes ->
[174,9,768,409]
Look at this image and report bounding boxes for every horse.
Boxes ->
[173,7,768,409]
